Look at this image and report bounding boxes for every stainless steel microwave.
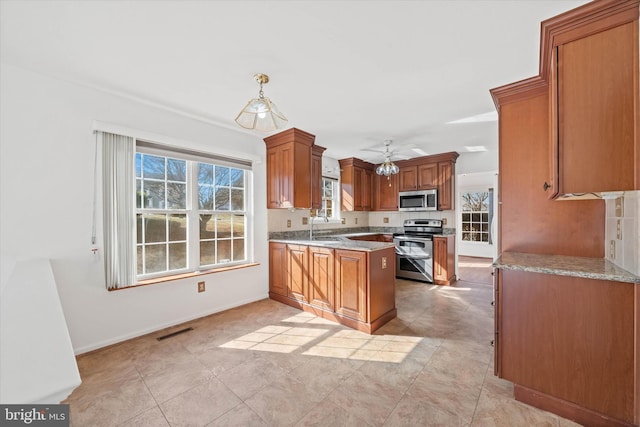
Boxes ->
[398,189,437,211]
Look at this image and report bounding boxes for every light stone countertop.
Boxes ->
[269,237,396,252]
[494,252,640,284]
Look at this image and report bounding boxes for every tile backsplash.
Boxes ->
[604,191,639,275]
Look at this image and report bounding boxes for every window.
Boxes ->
[135,148,250,280]
[461,191,491,243]
[321,177,340,220]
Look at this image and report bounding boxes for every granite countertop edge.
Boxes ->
[494,252,640,284]
[269,237,396,252]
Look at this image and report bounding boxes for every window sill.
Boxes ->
[109,262,260,291]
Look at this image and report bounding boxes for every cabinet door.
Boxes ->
[373,173,398,211]
[362,168,372,211]
[433,237,447,283]
[269,242,288,296]
[353,167,365,210]
[418,163,438,189]
[308,246,334,311]
[554,21,637,195]
[266,148,282,209]
[437,162,454,210]
[287,244,309,303]
[398,166,418,191]
[334,249,367,322]
[311,149,323,210]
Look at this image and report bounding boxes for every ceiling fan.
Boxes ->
[358,139,415,163]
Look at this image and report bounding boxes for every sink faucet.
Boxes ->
[310,209,329,240]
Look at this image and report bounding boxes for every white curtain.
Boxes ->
[102,132,136,289]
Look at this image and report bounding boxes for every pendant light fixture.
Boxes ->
[235,73,288,132]
[375,140,399,178]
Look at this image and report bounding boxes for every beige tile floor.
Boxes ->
[64,257,580,426]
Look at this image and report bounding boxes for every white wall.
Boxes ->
[604,191,639,276]
[0,64,270,354]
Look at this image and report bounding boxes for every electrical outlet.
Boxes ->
[381,257,387,269]
[616,219,622,240]
[302,217,308,225]
[341,218,346,224]
[355,217,358,225]
[287,219,291,228]
[609,240,616,260]
[615,197,624,217]
[383,217,389,224]
[198,281,205,293]
[442,218,447,226]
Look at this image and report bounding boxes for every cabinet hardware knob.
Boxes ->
[490,301,494,306]
[490,340,494,347]
[543,182,551,191]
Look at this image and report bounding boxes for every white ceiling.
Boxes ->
[0,0,589,162]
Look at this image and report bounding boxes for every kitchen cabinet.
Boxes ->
[311,145,326,210]
[334,249,367,322]
[373,172,398,211]
[398,163,438,192]
[433,235,455,285]
[396,152,459,211]
[339,158,374,211]
[494,267,638,426]
[268,241,396,333]
[547,19,639,198]
[308,246,334,311]
[287,244,309,304]
[264,128,323,209]
[268,242,288,297]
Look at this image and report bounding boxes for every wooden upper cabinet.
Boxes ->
[311,145,326,210]
[399,163,438,192]
[339,158,374,211]
[437,161,455,210]
[550,17,639,196]
[373,172,399,211]
[264,128,321,209]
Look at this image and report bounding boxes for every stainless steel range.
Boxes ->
[393,219,443,282]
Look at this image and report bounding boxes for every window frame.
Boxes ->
[135,143,253,282]
[314,176,341,223]
[460,190,491,244]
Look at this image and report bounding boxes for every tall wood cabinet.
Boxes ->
[264,128,325,209]
[339,158,374,211]
[490,1,640,425]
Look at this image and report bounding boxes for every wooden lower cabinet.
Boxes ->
[334,249,367,322]
[308,246,334,311]
[433,235,455,285]
[495,269,639,426]
[268,242,396,333]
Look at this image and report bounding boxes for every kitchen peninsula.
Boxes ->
[268,237,396,334]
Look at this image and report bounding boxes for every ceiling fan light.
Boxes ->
[375,140,400,176]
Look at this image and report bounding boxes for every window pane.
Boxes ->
[481,233,489,242]
[217,239,231,263]
[230,168,244,188]
[482,212,489,222]
[167,182,186,209]
[136,214,143,243]
[215,166,230,186]
[143,180,165,209]
[168,214,187,241]
[143,155,165,180]
[168,243,186,270]
[167,159,186,182]
[136,153,142,178]
[145,244,166,273]
[198,185,213,210]
[198,163,213,185]
[217,214,232,238]
[200,215,215,240]
[462,213,470,222]
[200,241,215,266]
[233,239,245,261]
[136,179,142,209]
[472,213,480,222]
[230,188,244,211]
[233,216,245,237]
[215,186,230,210]
[137,246,143,275]
[145,214,166,243]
